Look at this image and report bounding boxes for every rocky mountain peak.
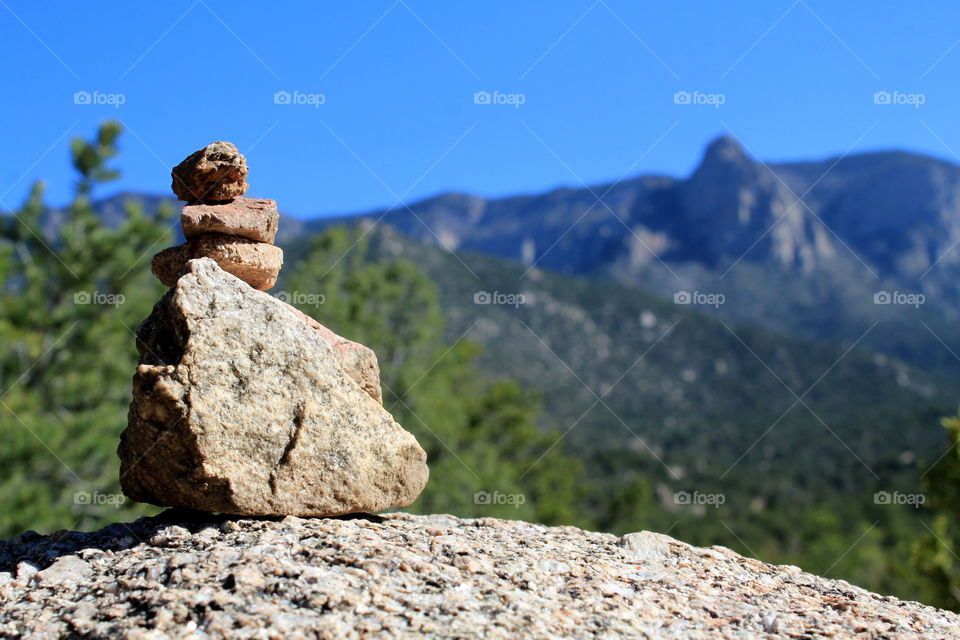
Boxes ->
[696,134,753,175]
[678,135,818,268]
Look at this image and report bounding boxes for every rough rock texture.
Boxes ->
[181,197,280,244]
[1,512,957,639]
[150,244,195,287]
[278,299,382,403]
[120,258,428,516]
[171,141,249,203]
[152,234,283,290]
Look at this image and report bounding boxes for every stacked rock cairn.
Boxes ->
[152,141,283,290]
[119,142,429,517]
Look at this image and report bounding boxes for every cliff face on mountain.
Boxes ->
[2,512,958,639]
[312,136,960,285]
[82,138,960,304]
[298,137,960,384]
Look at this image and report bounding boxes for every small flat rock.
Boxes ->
[120,258,428,517]
[33,555,92,586]
[618,530,686,565]
[181,197,279,244]
[171,141,248,203]
[151,234,283,290]
[15,561,37,581]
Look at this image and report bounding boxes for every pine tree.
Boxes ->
[0,121,173,536]
[912,411,960,610]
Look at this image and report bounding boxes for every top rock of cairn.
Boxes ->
[155,141,282,290]
[171,141,249,203]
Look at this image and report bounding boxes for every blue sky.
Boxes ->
[1,1,959,218]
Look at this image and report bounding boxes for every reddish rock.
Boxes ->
[151,244,192,287]
[171,141,248,203]
[152,234,282,290]
[181,197,279,244]
[277,300,383,403]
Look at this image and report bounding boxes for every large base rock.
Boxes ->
[119,258,428,516]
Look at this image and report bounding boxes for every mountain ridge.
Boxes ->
[297,137,960,380]
[69,138,960,289]
[306,135,960,283]
[66,137,960,380]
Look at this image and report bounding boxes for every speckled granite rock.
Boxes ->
[276,298,382,403]
[1,512,956,639]
[120,258,428,517]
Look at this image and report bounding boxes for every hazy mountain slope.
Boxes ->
[307,139,960,379]
[309,138,960,283]
[280,227,954,516]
